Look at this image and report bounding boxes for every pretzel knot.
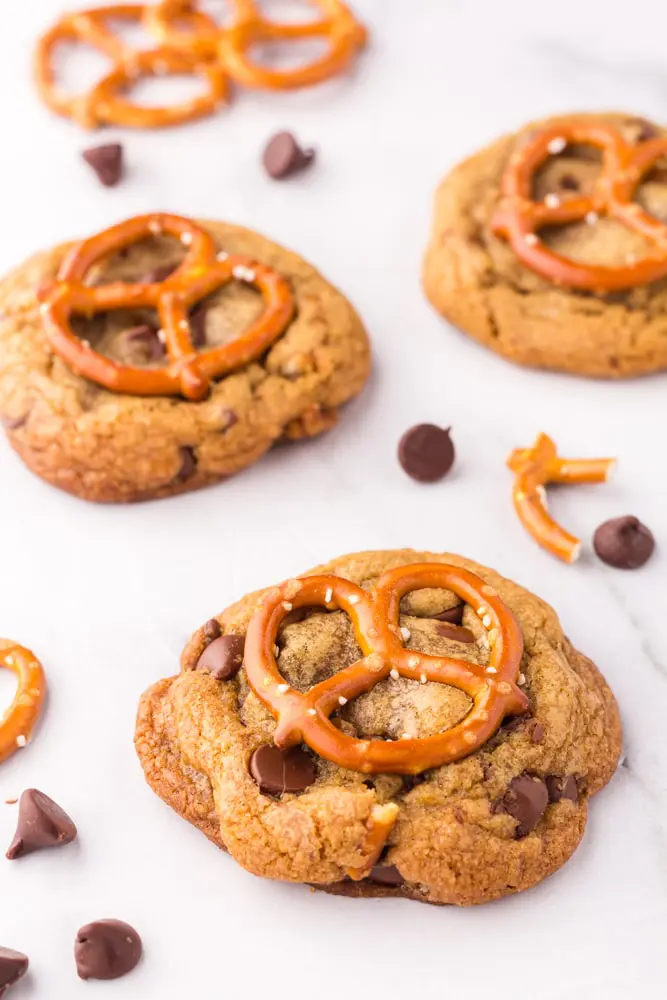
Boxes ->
[38,213,295,401]
[491,121,667,291]
[244,564,529,775]
[0,641,47,765]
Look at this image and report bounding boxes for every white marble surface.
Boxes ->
[1,1,667,997]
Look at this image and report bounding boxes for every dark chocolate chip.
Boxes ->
[197,634,245,681]
[501,713,531,734]
[175,446,197,483]
[432,604,464,625]
[402,772,426,792]
[368,863,404,886]
[0,948,29,992]
[6,789,77,860]
[546,775,578,803]
[82,143,124,187]
[530,721,544,743]
[202,618,222,641]
[125,324,164,361]
[593,516,655,569]
[189,302,208,347]
[496,774,548,837]
[262,131,315,180]
[434,622,475,643]
[74,920,142,981]
[398,424,455,483]
[220,408,238,431]
[249,744,316,795]
[628,117,658,142]
[143,263,177,285]
[558,174,579,191]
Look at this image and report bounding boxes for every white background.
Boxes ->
[1,1,667,997]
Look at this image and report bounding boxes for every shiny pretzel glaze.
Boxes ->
[491,120,667,291]
[244,564,529,775]
[0,640,47,764]
[38,213,295,401]
[34,4,229,129]
[508,433,616,563]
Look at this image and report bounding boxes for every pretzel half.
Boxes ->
[508,433,616,563]
[491,120,667,291]
[0,641,47,764]
[244,564,528,775]
[38,213,295,400]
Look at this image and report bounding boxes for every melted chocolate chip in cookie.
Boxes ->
[197,634,245,681]
[174,447,197,483]
[368,863,404,886]
[432,604,464,625]
[434,622,475,643]
[142,263,177,285]
[250,745,316,795]
[546,775,578,803]
[125,324,165,361]
[495,774,549,838]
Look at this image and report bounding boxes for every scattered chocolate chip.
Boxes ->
[6,789,77,860]
[398,424,455,483]
[496,774,548,837]
[262,131,315,180]
[432,604,464,625]
[249,744,316,795]
[143,263,177,285]
[197,634,245,681]
[558,174,579,191]
[530,721,544,743]
[593,516,655,569]
[368,863,404,886]
[75,920,142,981]
[189,302,208,346]
[435,622,475,643]
[174,446,197,483]
[546,775,578,803]
[125,324,164,361]
[82,143,124,187]
[0,948,29,993]
[202,618,222,641]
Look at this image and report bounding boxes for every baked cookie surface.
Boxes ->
[423,111,667,377]
[0,218,370,502]
[135,549,621,906]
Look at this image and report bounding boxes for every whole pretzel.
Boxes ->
[38,213,295,401]
[35,4,229,129]
[244,564,529,775]
[508,433,616,563]
[0,641,47,765]
[491,120,667,291]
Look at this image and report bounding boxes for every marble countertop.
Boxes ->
[1,2,666,997]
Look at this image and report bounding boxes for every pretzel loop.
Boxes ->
[244,564,528,775]
[0,641,47,765]
[491,121,667,290]
[38,213,295,400]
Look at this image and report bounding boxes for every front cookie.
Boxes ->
[0,214,370,502]
[423,111,667,377]
[136,549,621,906]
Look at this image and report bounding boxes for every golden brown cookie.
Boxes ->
[0,216,370,502]
[423,111,667,377]
[135,549,622,906]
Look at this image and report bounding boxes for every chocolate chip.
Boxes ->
[435,622,475,643]
[501,713,531,734]
[75,920,142,981]
[593,516,655,569]
[197,634,245,681]
[262,131,315,180]
[0,948,29,992]
[82,143,124,187]
[202,618,222,641]
[398,424,455,483]
[546,775,578,803]
[143,263,177,285]
[627,117,658,142]
[189,302,208,346]
[496,774,548,837]
[249,744,316,795]
[175,446,197,483]
[432,604,464,625]
[402,773,426,792]
[6,789,77,860]
[558,174,579,191]
[368,863,404,886]
[1,414,28,430]
[530,721,544,743]
[125,324,164,361]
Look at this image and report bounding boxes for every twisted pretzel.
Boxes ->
[244,564,529,775]
[0,641,47,765]
[507,433,616,563]
[38,213,295,401]
[35,4,229,129]
[491,120,667,291]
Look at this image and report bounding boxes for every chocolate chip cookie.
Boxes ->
[0,216,370,502]
[135,549,621,906]
[423,112,667,377]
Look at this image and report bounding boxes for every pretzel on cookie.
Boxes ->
[244,564,529,776]
[38,213,295,401]
[0,640,47,764]
[491,120,667,291]
[508,433,616,563]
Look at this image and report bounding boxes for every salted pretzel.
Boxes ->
[0,641,47,765]
[491,120,667,291]
[35,4,229,129]
[508,433,616,563]
[38,213,295,401]
[244,564,529,776]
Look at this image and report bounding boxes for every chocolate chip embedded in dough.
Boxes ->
[368,863,404,886]
[249,744,316,795]
[174,447,197,483]
[546,775,579,803]
[82,143,124,187]
[530,721,544,743]
[398,424,455,483]
[189,302,208,347]
[0,947,29,992]
[432,604,464,625]
[558,173,579,191]
[196,634,245,681]
[6,789,77,860]
[262,131,315,180]
[434,622,475,644]
[593,516,655,569]
[142,263,177,285]
[74,920,142,981]
[496,774,548,838]
[125,324,165,361]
